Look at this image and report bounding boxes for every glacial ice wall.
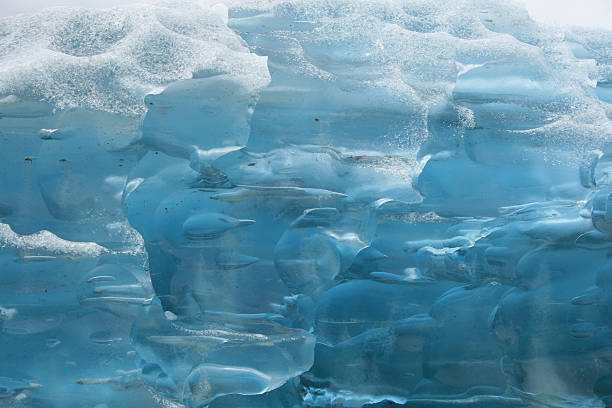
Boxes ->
[0,0,611,407]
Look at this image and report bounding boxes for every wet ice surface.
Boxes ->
[0,0,612,407]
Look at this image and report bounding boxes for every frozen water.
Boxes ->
[0,0,612,407]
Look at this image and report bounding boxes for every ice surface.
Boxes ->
[1,0,612,407]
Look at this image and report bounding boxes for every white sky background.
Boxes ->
[523,0,612,30]
[0,0,610,30]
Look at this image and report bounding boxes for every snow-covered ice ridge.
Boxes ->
[0,0,611,406]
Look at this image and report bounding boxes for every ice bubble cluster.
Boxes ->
[0,0,611,407]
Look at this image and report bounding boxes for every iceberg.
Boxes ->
[0,0,611,406]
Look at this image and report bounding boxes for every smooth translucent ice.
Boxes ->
[1,0,611,407]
